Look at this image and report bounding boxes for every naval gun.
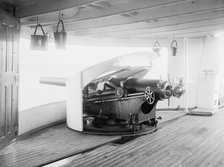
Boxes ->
[40,67,184,135]
[82,67,184,134]
[39,51,185,135]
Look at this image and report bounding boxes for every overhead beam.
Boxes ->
[73,18,224,37]
[79,30,216,39]
[21,0,193,26]
[69,8,224,36]
[88,30,217,39]
[93,23,224,39]
[56,0,224,33]
[115,18,224,36]
[66,35,165,47]
[16,0,100,18]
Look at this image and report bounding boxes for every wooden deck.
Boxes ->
[46,111,224,167]
[0,124,120,167]
[0,110,185,167]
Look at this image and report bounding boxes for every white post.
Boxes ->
[184,37,189,113]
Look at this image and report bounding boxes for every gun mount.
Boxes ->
[83,67,184,135]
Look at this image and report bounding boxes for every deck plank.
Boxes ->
[0,110,186,167]
[50,112,224,167]
[0,124,120,167]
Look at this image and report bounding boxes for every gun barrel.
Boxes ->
[39,77,67,87]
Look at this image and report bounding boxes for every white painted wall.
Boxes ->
[218,36,224,107]
[19,101,66,135]
[196,37,222,110]
[157,37,204,109]
[158,36,223,111]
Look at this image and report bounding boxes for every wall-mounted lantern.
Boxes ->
[30,23,48,50]
[171,40,178,56]
[152,41,161,56]
[54,19,67,49]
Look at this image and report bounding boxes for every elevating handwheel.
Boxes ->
[144,86,155,104]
